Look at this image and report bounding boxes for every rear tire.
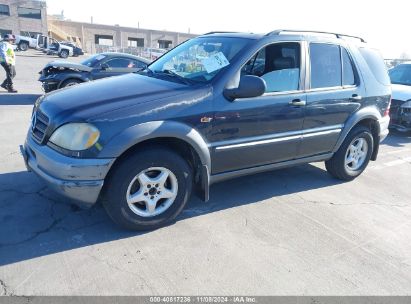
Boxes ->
[103,147,193,231]
[325,126,374,181]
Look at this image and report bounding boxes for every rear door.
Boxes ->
[299,42,364,158]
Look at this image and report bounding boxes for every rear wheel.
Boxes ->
[325,126,374,181]
[103,147,193,230]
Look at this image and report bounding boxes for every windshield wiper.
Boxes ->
[157,69,195,85]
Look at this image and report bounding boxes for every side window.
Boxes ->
[133,60,147,69]
[310,43,341,89]
[242,42,301,93]
[105,58,135,68]
[242,48,266,77]
[359,47,390,86]
[342,48,356,86]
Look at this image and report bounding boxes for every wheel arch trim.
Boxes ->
[100,121,211,201]
[58,76,88,88]
[99,120,211,175]
[333,106,382,153]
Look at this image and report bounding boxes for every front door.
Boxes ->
[210,42,306,174]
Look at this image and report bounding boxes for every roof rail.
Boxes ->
[203,31,238,35]
[266,29,366,43]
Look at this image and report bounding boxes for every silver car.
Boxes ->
[389,63,411,131]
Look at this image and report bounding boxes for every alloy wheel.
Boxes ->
[344,137,368,171]
[126,167,178,217]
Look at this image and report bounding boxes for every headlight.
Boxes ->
[49,123,100,151]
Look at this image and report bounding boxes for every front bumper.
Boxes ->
[39,79,59,92]
[21,134,115,208]
[390,107,411,131]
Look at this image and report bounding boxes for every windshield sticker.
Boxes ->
[95,55,106,61]
[201,52,230,73]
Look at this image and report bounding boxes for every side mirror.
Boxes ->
[224,75,266,101]
[101,63,110,70]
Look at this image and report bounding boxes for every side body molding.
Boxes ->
[332,105,382,153]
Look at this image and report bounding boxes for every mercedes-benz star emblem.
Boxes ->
[31,113,37,132]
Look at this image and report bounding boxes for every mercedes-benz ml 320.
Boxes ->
[21,30,391,230]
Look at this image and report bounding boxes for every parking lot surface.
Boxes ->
[0,51,411,296]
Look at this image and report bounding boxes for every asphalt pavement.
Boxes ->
[0,50,411,296]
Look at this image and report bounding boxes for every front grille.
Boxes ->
[391,99,403,111]
[31,109,49,144]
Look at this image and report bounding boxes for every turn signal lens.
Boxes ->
[384,98,391,117]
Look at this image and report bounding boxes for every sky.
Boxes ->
[47,0,410,59]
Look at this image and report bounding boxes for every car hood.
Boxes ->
[391,84,411,101]
[43,60,92,72]
[39,73,189,124]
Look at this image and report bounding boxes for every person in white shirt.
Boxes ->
[0,34,17,93]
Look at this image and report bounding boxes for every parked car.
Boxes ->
[42,37,83,59]
[14,32,42,51]
[22,30,391,230]
[388,63,411,131]
[39,52,150,92]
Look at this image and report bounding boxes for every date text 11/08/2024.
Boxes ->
[149,296,257,303]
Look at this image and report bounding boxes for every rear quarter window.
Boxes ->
[359,47,390,86]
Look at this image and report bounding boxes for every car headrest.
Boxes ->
[273,57,296,70]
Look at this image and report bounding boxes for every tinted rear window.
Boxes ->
[342,48,355,86]
[359,48,390,85]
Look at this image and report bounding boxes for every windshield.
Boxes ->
[81,54,107,67]
[389,64,411,86]
[147,37,251,83]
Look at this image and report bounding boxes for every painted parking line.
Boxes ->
[385,159,408,167]
[371,156,411,170]
[379,148,411,156]
[386,149,411,155]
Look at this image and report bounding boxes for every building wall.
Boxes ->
[0,0,47,36]
[48,19,197,53]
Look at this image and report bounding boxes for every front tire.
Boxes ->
[18,42,28,51]
[60,79,81,89]
[103,147,193,231]
[325,126,374,181]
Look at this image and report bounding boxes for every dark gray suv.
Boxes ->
[21,30,391,230]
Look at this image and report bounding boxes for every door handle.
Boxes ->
[289,99,306,106]
[351,94,362,101]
